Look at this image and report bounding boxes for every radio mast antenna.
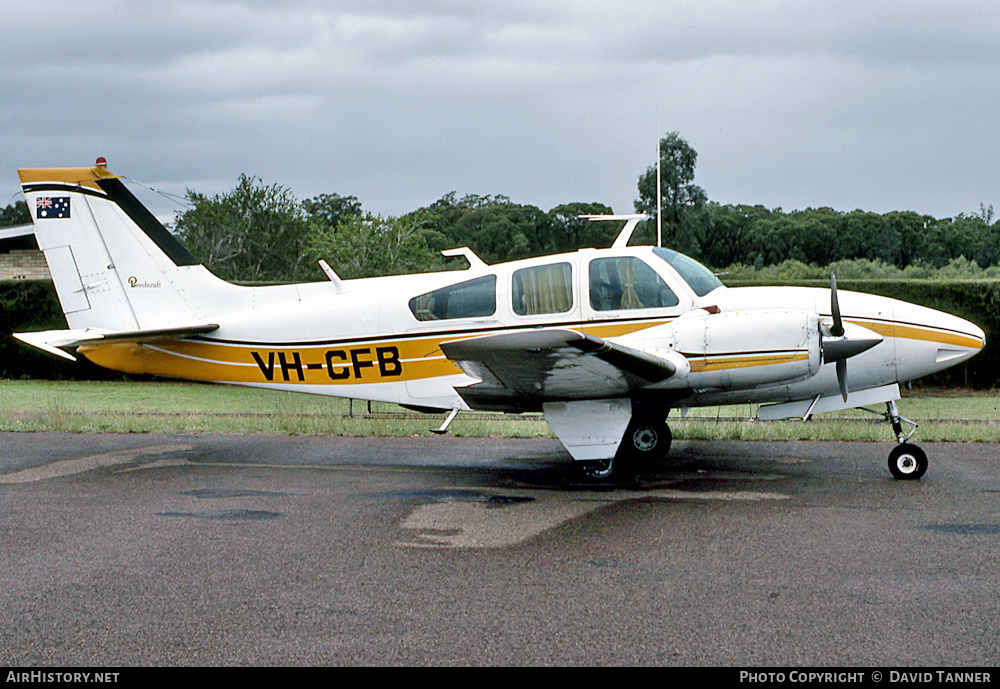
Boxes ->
[656,106,662,248]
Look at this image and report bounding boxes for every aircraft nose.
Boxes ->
[926,310,984,367]
[889,300,985,382]
[966,318,986,349]
[897,299,984,347]
[948,309,985,345]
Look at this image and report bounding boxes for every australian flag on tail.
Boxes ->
[36,196,70,219]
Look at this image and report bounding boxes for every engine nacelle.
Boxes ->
[624,309,822,391]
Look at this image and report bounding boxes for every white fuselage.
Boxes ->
[78,247,985,417]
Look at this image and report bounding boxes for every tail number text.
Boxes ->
[251,346,402,382]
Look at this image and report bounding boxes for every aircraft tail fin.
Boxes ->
[17,160,230,334]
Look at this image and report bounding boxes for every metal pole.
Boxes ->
[656,107,662,247]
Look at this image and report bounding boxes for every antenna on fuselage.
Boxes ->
[318,259,345,293]
[579,214,649,248]
[441,246,487,269]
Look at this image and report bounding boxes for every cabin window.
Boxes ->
[589,256,679,311]
[652,247,723,297]
[512,263,573,316]
[408,275,497,321]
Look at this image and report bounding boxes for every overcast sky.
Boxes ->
[3,1,999,223]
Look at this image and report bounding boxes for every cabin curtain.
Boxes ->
[517,263,572,315]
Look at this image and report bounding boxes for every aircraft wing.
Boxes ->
[14,324,219,361]
[439,328,678,411]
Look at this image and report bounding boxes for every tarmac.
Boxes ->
[1,432,998,666]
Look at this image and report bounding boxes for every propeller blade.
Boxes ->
[836,358,848,402]
[830,274,844,337]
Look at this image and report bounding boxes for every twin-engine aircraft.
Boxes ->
[14,161,985,481]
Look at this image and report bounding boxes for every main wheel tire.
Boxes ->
[575,457,618,482]
[888,443,928,480]
[620,419,672,463]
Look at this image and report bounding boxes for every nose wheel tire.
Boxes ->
[888,443,927,480]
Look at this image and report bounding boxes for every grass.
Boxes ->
[0,380,553,437]
[0,379,997,442]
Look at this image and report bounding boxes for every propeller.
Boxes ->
[830,274,844,337]
[836,357,849,402]
[821,274,883,402]
[831,274,847,400]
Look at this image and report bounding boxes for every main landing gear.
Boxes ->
[576,400,929,483]
[884,400,927,480]
[576,414,672,483]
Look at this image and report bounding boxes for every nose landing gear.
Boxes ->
[884,400,926,480]
[888,443,928,480]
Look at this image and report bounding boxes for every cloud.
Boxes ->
[3,0,998,222]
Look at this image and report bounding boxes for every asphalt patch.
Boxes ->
[181,488,290,499]
[920,523,1000,536]
[159,509,282,521]
[372,489,534,507]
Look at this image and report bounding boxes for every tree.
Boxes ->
[456,202,552,263]
[303,193,362,229]
[408,192,554,264]
[307,212,442,279]
[1,201,30,228]
[548,202,616,252]
[173,174,316,283]
[635,132,708,257]
[702,203,773,268]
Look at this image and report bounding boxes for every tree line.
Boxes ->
[2,132,997,283]
[172,180,618,282]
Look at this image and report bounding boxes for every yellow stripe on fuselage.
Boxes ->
[688,351,810,373]
[81,337,462,386]
[849,319,984,350]
[79,319,672,387]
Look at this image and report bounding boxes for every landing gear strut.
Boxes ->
[884,400,926,480]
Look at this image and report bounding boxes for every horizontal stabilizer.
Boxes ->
[0,224,35,240]
[14,324,219,362]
